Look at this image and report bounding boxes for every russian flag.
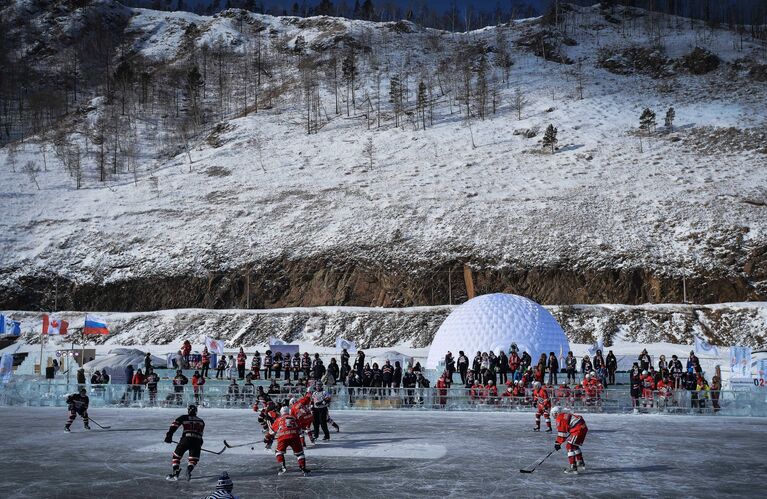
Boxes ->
[84,314,109,335]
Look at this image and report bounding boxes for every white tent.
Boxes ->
[83,348,165,379]
[426,293,570,369]
[369,350,410,368]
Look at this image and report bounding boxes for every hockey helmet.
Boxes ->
[642,370,649,376]
[289,397,297,405]
[216,471,234,492]
[280,406,290,416]
[532,381,541,389]
[315,380,324,390]
[584,374,590,380]
[550,406,565,417]
[188,404,198,416]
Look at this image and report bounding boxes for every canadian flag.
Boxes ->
[42,314,69,335]
[205,336,225,355]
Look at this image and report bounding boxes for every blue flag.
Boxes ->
[0,315,21,336]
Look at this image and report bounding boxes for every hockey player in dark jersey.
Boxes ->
[65,388,90,431]
[165,404,205,481]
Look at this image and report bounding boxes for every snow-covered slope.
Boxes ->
[1,2,766,311]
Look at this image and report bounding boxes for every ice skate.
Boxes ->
[532,427,540,432]
[332,422,340,433]
[322,436,330,441]
[564,464,579,475]
[84,423,91,430]
[165,470,180,481]
[185,466,193,481]
[577,461,586,471]
[278,464,288,475]
[64,425,71,432]
[545,427,552,433]
[300,467,311,476]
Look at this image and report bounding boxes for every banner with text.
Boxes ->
[730,346,752,380]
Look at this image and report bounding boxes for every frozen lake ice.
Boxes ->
[1,407,765,498]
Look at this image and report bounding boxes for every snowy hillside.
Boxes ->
[1,1,766,312]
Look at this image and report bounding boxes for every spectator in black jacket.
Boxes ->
[444,351,456,382]
[393,361,402,389]
[354,351,366,376]
[581,355,593,378]
[347,372,361,405]
[547,352,559,386]
[172,369,188,406]
[457,351,469,384]
[565,352,577,383]
[669,355,684,389]
[362,363,373,389]
[606,350,618,385]
[402,367,417,406]
[520,351,532,372]
[382,360,394,394]
[328,358,340,383]
[371,363,383,398]
[593,350,605,370]
[124,365,134,385]
[472,352,482,374]
[638,349,651,372]
[498,351,509,385]
[340,349,350,382]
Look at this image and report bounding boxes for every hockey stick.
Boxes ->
[519,449,557,473]
[171,440,227,455]
[224,439,261,449]
[87,418,111,430]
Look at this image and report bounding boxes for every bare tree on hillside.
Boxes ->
[362,136,374,169]
[511,87,528,120]
[23,160,40,190]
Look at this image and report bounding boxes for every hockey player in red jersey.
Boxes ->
[255,401,280,449]
[641,370,655,408]
[552,406,588,474]
[270,406,309,476]
[532,381,552,432]
[290,394,316,444]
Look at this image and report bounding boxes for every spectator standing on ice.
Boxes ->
[354,351,365,377]
[273,352,283,379]
[393,361,402,389]
[201,348,211,378]
[250,351,261,379]
[146,369,159,406]
[580,355,592,379]
[457,351,469,384]
[263,351,273,379]
[328,358,340,384]
[192,371,205,404]
[687,351,701,374]
[292,352,301,380]
[132,368,145,401]
[593,350,604,371]
[547,352,559,386]
[498,350,509,385]
[181,340,192,367]
[144,352,153,373]
[472,351,482,374]
[382,360,394,393]
[444,351,456,382]
[340,349,350,382]
[173,369,189,406]
[225,355,235,379]
[565,352,576,383]
[488,352,498,384]
[301,353,311,379]
[402,367,417,406]
[606,351,617,385]
[215,355,227,379]
[638,349,651,371]
[508,349,521,382]
[520,351,532,373]
[669,355,684,389]
[236,348,247,380]
[710,375,721,412]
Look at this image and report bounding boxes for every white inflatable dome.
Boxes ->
[426,293,569,369]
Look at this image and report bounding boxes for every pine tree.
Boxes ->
[342,48,356,115]
[639,108,656,134]
[417,80,427,130]
[389,74,403,127]
[664,107,675,130]
[542,124,558,153]
[361,0,375,20]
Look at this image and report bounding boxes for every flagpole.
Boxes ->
[81,314,86,370]
[39,320,45,377]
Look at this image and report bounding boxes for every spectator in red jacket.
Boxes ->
[181,340,192,368]
[237,348,247,380]
[131,369,145,401]
[436,373,448,407]
[192,370,205,404]
[201,348,210,378]
[508,350,521,382]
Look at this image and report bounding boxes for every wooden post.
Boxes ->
[463,264,475,300]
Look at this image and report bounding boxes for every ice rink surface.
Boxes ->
[1,407,766,499]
